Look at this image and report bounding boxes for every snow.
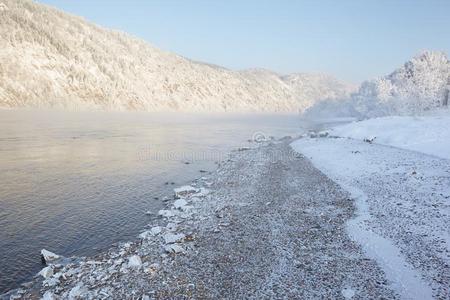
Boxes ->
[40,249,59,263]
[343,184,434,300]
[174,186,199,198]
[330,113,450,159]
[67,283,87,299]
[173,199,188,209]
[195,187,210,197]
[42,291,55,300]
[163,233,185,244]
[165,223,177,231]
[127,255,142,269]
[150,226,162,236]
[0,2,9,11]
[341,288,355,299]
[291,136,449,299]
[38,266,53,279]
[304,51,449,119]
[139,226,162,239]
[158,209,176,218]
[0,1,353,113]
[164,244,184,254]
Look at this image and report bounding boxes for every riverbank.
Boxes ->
[291,115,450,299]
[4,138,399,299]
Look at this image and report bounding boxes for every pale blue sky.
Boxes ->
[38,0,450,83]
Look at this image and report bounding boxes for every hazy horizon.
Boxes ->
[36,0,450,83]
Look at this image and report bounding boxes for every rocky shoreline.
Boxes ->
[3,170,216,299]
[3,138,398,299]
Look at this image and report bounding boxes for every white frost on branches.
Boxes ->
[304,51,450,119]
[0,0,353,112]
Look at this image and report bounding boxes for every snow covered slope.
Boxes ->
[330,112,450,159]
[304,51,450,119]
[0,0,353,112]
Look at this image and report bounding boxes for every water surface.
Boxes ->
[0,110,302,293]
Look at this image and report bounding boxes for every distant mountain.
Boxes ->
[0,0,353,112]
[304,51,450,119]
[282,73,355,111]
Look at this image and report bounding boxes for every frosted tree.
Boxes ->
[0,0,353,112]
[303,51,450,119]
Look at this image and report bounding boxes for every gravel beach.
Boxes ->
[4,139,398,299]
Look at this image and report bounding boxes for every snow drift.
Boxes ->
[0,0,353,112]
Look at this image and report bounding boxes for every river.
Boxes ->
[0,109,302,293]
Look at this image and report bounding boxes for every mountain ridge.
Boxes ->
[0,0,354,112]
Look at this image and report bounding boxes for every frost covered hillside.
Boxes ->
[304,51,450,119]
[0,0,353,112]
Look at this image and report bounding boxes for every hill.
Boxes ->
[0,0,353,112]
[304,51,450,119]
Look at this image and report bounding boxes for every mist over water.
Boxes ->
[0,109,302,293]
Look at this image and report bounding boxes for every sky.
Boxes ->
[37,0,450,83]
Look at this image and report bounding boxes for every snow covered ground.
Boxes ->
[292,113,450,299]
[330,111,450,159]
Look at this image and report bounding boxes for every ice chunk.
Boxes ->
[68,283,87,299]
[195,187,210,197]
[128,255,142,269]
[163,233,185,244]
[164,244,184,254]
[41,249,59,263]
[342,288,355,299]
[42,291,55,300]
[150,226,162,235]
[138,231,151,239]
[38,266,53,279]
[158,209,176,218]
[140,226,162,239]
[166,223,177,231]
[173,199,188,209]
[174,185,199,198]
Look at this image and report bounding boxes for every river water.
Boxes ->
[0,110,303,293]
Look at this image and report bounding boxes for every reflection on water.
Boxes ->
[0,109,302,293]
